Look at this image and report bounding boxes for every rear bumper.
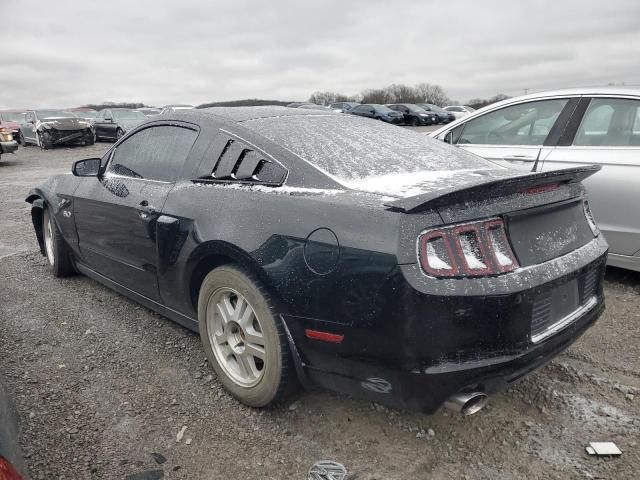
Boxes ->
[0,140,18,154]
[302,298,603,413]
[285,251,607,413]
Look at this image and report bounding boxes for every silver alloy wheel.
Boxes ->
[207,287,266,387]
[44,212,55,266]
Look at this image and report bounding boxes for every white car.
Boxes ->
[443,105,475,119]
[431,87,640,272]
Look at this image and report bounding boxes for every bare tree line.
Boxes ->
[309,84,511,109]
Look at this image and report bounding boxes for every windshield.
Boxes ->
[244,114,491,181]
[36,110,76,118]
[406,104,426,113]
[0,112,24,122]
[113,110,147,120]
[369,104,393,113]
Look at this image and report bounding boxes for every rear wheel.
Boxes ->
[42,207,75,277]
[115,128,124,140]
[198,266,295,407]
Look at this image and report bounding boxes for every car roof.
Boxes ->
[197,106,340,122]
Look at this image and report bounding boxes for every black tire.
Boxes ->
[38,131,53,150]
[85,131,95,145]
[198,266,295,407]
[42,207,75,277]
[115,128,124,141]
[410,117,420,126]
[19,131,27,146]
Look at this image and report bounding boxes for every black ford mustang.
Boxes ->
[26,107,607,415]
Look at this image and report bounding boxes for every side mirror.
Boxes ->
[72,158,102,177]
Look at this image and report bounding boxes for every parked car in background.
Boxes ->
[27,107,606,415]
[347,104,404,124]
[70,108,97,122]
[386,104,438,126]
[297,104,331,110]
[443,105,475,119]
[431,88,640,272]
[20,110,95,149]
[138,107,162,116]
[329,102,360,113]
[0,379,25,480]
[94,108,147,141]
[0,125,19,161]
[160,104,194,115]
[417,103,455,124]
[0,110,25,143]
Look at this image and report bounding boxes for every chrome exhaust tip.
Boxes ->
[444,391,488,416]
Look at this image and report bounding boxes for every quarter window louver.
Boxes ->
[207,136,287,185]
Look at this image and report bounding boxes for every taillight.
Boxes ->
[0,457,23,480]
[418,218,519,278]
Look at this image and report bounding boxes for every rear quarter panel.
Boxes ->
[157,182,403,324]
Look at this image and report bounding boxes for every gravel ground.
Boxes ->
[0,143,639,480]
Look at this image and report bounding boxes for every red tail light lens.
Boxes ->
[418,218,519,278]
[0,457,23,480]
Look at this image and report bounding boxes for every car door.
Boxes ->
[22,112,37,142]
[442,97,576,172]
[94,110,107,139]
[73,123,199,300]
[540,96,640,258]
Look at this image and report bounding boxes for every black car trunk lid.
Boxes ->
[390,165,601,267]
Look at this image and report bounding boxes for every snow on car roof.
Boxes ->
[240,113,496,182]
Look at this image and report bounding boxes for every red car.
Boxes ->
[0,110,25,144]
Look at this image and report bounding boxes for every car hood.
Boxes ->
[343,167,517,198]
[37,117,90,130]
[1,120,20,130]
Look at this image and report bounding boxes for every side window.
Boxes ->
[96,110,104,120]
[457,99,568,146]
[574,98,640,146]
[108,125,197,182]
[352,106,366,114]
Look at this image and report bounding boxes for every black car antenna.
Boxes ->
[531,148,542,172]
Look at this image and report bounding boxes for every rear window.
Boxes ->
[242,115,491,181]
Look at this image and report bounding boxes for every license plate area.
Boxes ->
[530,267,599,343]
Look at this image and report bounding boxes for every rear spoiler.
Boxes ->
[384,165,601,213]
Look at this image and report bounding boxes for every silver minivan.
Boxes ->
[431,88,640,272]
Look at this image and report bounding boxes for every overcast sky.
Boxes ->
[1,0,639,108]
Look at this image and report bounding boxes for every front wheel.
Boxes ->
[198,266,295,407]
[38,131,53,150]
[19,131,27,146]
[410,117,420,126]
[42,207,75,277]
